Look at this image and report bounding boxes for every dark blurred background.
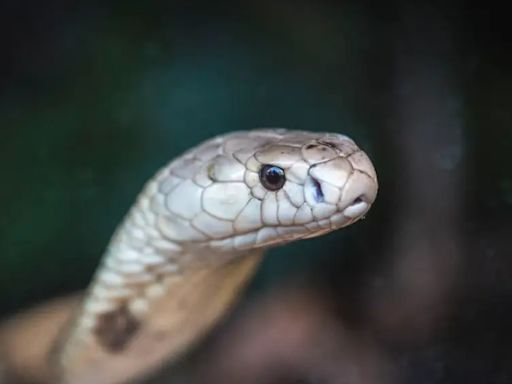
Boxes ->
[0,1,511,383]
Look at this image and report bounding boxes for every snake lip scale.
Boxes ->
[0,128,378,384]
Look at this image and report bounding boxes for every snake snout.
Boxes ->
[339,168,378,219]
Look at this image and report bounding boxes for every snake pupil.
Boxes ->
[259,164,286,191]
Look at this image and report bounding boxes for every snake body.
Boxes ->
[0,129,378,383]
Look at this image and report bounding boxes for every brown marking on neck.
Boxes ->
[94,305,140,352]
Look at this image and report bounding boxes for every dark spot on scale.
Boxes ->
[94,305,140,352]
[306,144,317,150]
[318,140,338,149]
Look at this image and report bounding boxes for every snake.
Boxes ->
[0,128,378,384]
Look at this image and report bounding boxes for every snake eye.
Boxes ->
[259,164,286,191]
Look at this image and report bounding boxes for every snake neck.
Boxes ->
[50,200,263,384]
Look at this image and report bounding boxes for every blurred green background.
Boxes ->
[0,1,387,313]
[1,1,511,383]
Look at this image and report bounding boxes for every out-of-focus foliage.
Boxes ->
[0,1,510,383]
[0,1,382,311]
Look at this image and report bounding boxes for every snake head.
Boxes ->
[142,129,378,258]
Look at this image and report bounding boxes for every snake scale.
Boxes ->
[0,129,378,383]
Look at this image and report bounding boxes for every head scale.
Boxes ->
[143,129,378,259]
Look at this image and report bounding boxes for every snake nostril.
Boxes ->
[311,177,324,203]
